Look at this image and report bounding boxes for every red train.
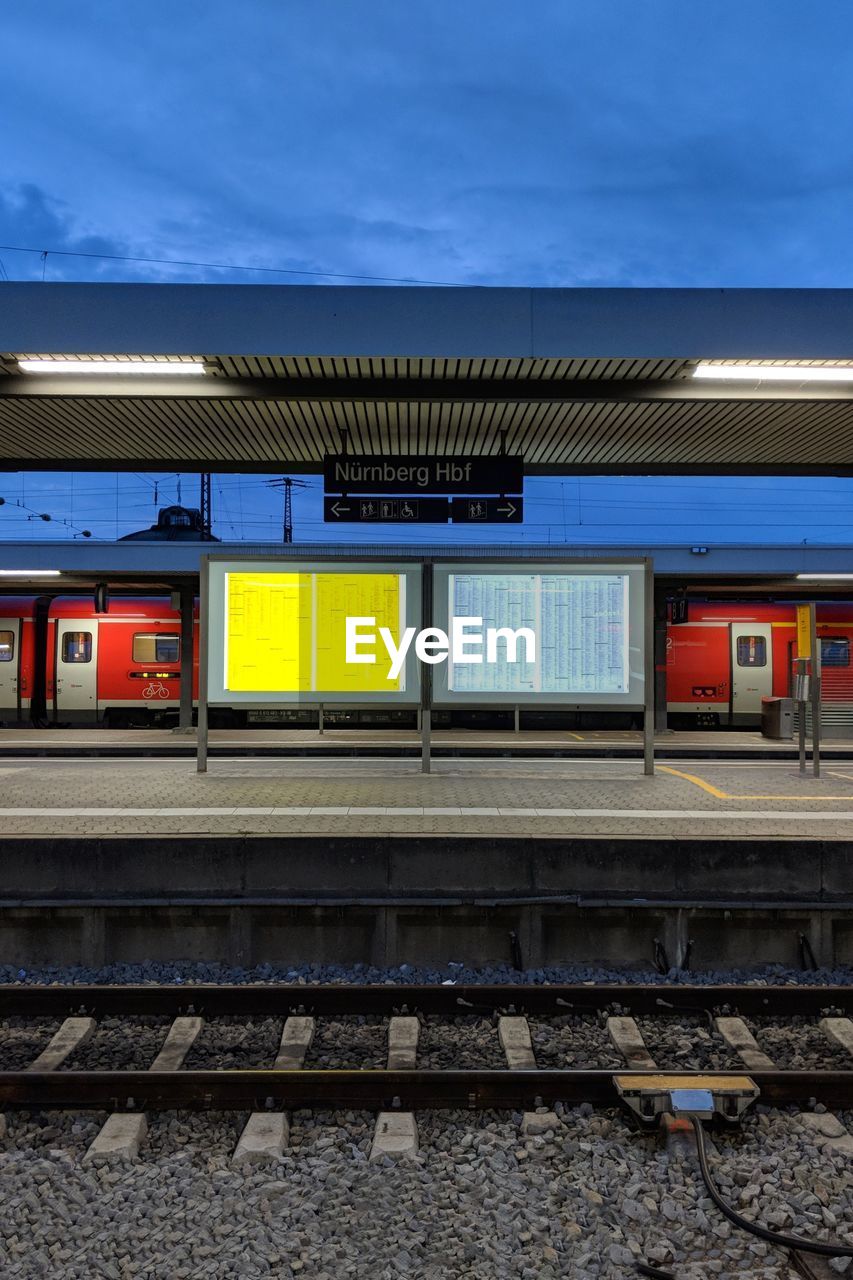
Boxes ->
[0,596,196,727]
[0,595,851,728]
[667,600,853,726]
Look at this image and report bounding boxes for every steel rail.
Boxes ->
[0,1069,851,1112]
[0,984,848,1018]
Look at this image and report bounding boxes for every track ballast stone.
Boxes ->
[2,1104,851,1278]
[3,959,853,988]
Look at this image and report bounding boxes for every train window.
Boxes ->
[821,637,850,667]
[133,633,181,663]
[736,635,767,667]
[0,631,13,662]
[62,632,92,663]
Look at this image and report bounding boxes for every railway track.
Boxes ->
[2,983,852,1275]
[1,983,852,1112]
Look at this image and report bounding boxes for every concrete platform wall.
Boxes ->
[1,836,851,970]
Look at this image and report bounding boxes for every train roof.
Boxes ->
[50,596,182,620]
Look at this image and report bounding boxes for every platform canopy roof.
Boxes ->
[3,283,853,475]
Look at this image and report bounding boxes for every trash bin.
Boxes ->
[761,696,793,740]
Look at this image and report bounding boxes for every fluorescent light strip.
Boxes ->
[16,360,206,376]
[0,569,61,576]
[796,573,853,580]
[693,363,853,382]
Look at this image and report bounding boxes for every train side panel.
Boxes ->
[667,601,853,725]
[46,598,196,725]
[0,597,36,724]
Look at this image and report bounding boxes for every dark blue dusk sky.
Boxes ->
[2,2,853,545]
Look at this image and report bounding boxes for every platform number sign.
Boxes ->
[796,604,811,659]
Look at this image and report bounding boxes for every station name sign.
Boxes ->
[324,454,523,495]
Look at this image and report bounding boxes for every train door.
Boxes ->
[730,623,773,719]
[54,619,98,718]
[0,620,20,718]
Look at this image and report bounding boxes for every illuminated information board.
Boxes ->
[206,559,421,704]
[433,562,645,707]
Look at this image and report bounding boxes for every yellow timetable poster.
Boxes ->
[226,571,404,692]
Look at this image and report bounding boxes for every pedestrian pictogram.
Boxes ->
[450,496,523,523]
[324,496,449,523]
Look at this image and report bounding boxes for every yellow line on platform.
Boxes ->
[659,764,852,801]
[658,766,730,798]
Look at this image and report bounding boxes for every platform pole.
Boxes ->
[178,585,194,731]
[653,582,669,732]
[797,658,807,776]
[810,603,821,778]
[421,563,433,775]
[197,558,209,774]
[643,558,655,776]
[514,705,520,734]
[318,705,324,735]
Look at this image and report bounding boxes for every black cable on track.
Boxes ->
[691,1117,853,1259]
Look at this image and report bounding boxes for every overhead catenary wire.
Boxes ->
[0,244,462,288]
[0,495,97,539]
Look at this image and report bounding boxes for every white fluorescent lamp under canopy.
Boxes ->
[16,359,207,375]
[795,573,853,580]
[0,569,61,576]
[693,363,853,382]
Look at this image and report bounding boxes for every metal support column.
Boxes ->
[421,563,433,775]
[197,558,209,774]
[178,584,194,731]
[643,559,655,776]
[653,583,669,732]
[798,657,808,776]
[810,602,821,778]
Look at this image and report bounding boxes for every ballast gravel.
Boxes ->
[635,1016,738,1072]
[59,1017,171,1072]
[303,1016,387,1070]
[529,1016,622,1070]
[418,1016,506,1070]
[746,1016,853,1070]
[182,1018,284,1071]
[3,958,852,988]
[0,1019,62,1070]
[1,1102,851,1278]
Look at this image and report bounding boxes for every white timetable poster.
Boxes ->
[447,572,630,694]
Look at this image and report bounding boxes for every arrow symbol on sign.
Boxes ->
[331,502,350,517]
[497,502,516,517]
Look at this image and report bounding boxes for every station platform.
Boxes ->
[2,753,853,838]
[2,754,852,969]
[0,726,850,760]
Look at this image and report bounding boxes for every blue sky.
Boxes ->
[2,2,853,545]
[2,472,853,547]
[3,0,853,289]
